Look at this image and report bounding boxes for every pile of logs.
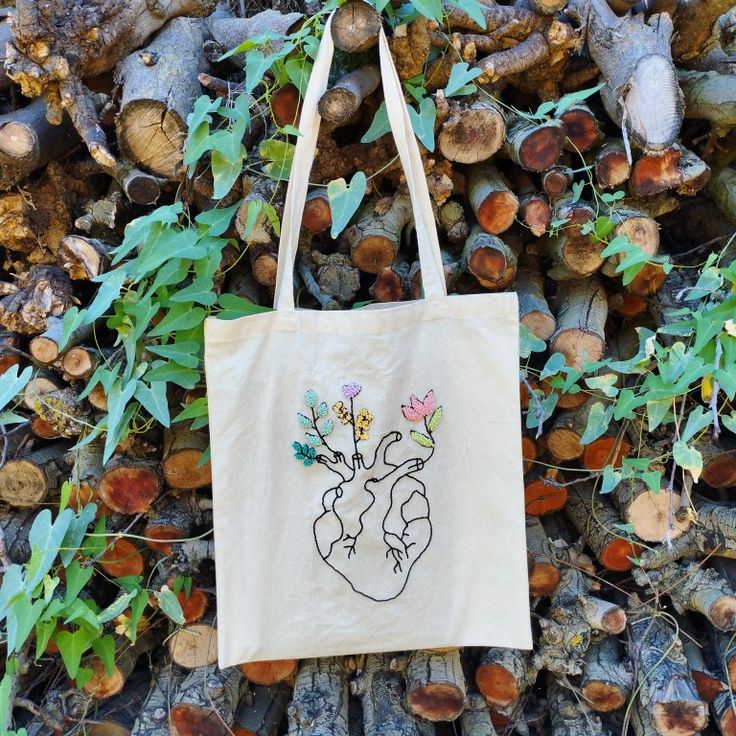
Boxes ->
[1,0,736,734]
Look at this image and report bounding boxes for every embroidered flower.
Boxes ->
[401,391,436,422]
[354,408,374,441]
[332,401,352,425]
[342,383,362,399]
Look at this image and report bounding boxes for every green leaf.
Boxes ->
[134,381,171,427]
[212,148,245,199]
[155,587,185,625]
[428,406,443,432]
[600,465,622,494]
[217,293,273,319]
[146,342,201,369]
[407,97,436,151]
[7,595,45,655]
[174,398,208,423]
[103,378,139,462]
[35,618,56,661]
[681,405,713,443]
[92,635,116,677]
[647,398,671,432]
[245,50,274,93]
[540,352,566,380]
[553,83,604,116]
[26,508,74,590]
[584,373,619,398]
[285,58,313,95]
[580,402,613,445]
[673,440,703,483]
[55,628,93,678]
[723,411,736,434]
[444,62,481,97]
[519,324,546,358]
[0,364,32,414]
[97,590,138,624]
[411,0,443,22]
[195,201,242,237]
[361,102,390,143]
[149,305,206,338]
[145,361,200,389]
[327,172,367,238]
[600,235,632,259]
[446,0,486,27]
[641,469,663,493]
[410,430,435,448]
[63,561,94,606]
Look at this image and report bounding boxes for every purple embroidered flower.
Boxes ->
[341,383,362,399]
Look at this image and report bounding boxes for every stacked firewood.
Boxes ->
[0,0,736,734]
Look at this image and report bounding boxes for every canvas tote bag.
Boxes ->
[204,13,532,667]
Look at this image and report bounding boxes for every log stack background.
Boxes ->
[0,0,735,734]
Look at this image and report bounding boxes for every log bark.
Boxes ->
[550,276,608,370]
[461,225,518,291]
[526,515,561,596]
[467,164,519,236]
[235,684,291,736]
[509,173,551,237]
[679,69,736,134]
[0,265,74,335]
[405,649,466,722]
[568,0,683,151]
[98,455,163,514]
[144,494,206,553]
[115,18,205,179]
[34,387,91,438]
[318,65,380,126]
[162,425,211,490]
[345,194,413,274]
[351,654,424,736]
[627,595,708,736]
[170,665,246,736]
[29,315,92,365]
[131,664,186,736]
[547,675,608,736]
[630,145,711,198]
[288,658,349,736]
[580,634,633,712]
[515,255,556,340]
[436,97,506,165]
[546,400,598,462]
[0,442,68,507]
[672,0,735,62]
[459,693,497,736]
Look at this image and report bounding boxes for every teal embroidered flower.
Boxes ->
[293,441,317,466]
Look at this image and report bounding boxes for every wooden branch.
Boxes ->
[437,96,506,164]
[580,634,633,712]
[0,442,68,507]
[467,164,519,235]
[547,674,608,736]
[318,65,380,125]
[526,515,561,596]
[461,225,518,290]
[476,647,538,710]
[594,139,632,189]
[288,658,349,735]
[405,649,466,722]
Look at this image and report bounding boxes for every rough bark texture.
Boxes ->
[580,634,633,712]
[405,649,466,722]
[288,658,349,736]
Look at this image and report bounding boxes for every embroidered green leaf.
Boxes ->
[304,390,318,407]
[305,433,321,446]
[297,413,311,428]
[410,431,435,448]
[428,407,443,432]
[320,419,334,436]
[316,402,328,418]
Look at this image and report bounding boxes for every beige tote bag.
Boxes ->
[204,13,532,667]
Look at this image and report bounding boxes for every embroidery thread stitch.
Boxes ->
[292,385,442,602]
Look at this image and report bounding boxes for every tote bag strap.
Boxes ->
[273,12,448,312]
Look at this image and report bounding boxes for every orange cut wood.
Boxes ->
[524,478,567,516]
[98,538,145,578]
[177,589,209,624]
[599,538,642,572]
[582,437,632,470]
[476,664,518,708]
[239,659,299,685]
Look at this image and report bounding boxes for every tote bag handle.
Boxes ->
[272,12,448,312]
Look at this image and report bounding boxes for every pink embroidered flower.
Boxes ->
[401,391,436,422]
[342,383,362,399]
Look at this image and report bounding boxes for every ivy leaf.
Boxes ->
[63,561,94,605]
[361,102,389,143]
[35,619,57,661]
[681,405,713,443]
[411,0,443,22]
[540,352,566,380]
[580,402,613,445]
[641,469,663,493]
[135,381,171,427]
[444,63,481,97]
[26,508,75,590]
[212,148,245,199]
[446,0,486,28]
[673,440,703,483]
[195,201,242,237]
[600,465,622,494]
[7,595,45,655]
[92,634,116,677]
[553,83,605,116]
[155,587,185,625]
[407,97,436,151]
[145,361,199,389]
[0,364,32,413]
[285,58,313,95]
[410,430,435,448]
[146,342,201,369]
[723,411,736,434]
[217,293,273,319]
[55,628,94,679]
[327,172,367,238]
[646,398,671,432]
[245,49,275,94]
[148,305,206,338]
[97,589,137,624]
[519,324,546,358]
[428,406,443,432]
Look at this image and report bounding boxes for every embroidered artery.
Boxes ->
[292,384,442,602]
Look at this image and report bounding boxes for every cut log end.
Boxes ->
[406,683,465,722]
[302,193,332,234]
[331,0,382,52]
[476,190,519,235]
[702,454,736,488]
[437,106,505,164]
[546,426,582,462]
[524,479,567,516]
[177,589,209,624]
[98,464,161,514]
[84,659,126,699]
[627,262,667,296]
[169,623,218,669]
[596,148,631,189]
[145,525,185,553]
[550,330,605,370]
[98,539,145,578]
[521,311,556,341]
[118,104,186,179]
[651,698,707,736]
[709,596,736,632]
[0,459,48,507]
[162,449,212,490]
[560,107,599,152]
[582,437,632,470]
[599,538,642,572]
[28,335,59,363]
[518,125,565,172]
[600,607,627,635]
[171,704,228,736]
[271,84,301,128]
[520,196,551,238]
[529,562,560,597]
[475,664,518,709]
[239,659,299,685]
[351,236,397,274]
[626,490,690,543]
[581,681,627,712]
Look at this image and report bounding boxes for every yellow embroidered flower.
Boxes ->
[354,408,373,440]
[332,401,352,425]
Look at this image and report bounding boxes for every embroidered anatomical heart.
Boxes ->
[293,384,442,602]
